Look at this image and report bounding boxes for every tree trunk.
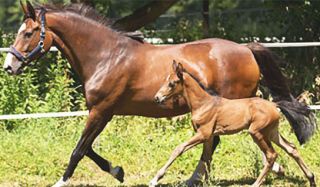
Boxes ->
[70,0,94,7]
[113,0,179,32]
[202,0,209,38]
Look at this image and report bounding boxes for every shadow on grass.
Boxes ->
[210,175,307,186]
[54,175,307,187]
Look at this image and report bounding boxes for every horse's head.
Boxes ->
[154,60,184,104]
[3,1,53,75]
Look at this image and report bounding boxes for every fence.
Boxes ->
[0,42,319,120]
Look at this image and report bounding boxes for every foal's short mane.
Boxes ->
[183,70,218,96]
[35,3,144,43]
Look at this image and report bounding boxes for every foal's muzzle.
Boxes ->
[154,95,166,104]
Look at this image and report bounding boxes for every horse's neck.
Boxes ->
[47,12,136,82]
[182,73,219,112]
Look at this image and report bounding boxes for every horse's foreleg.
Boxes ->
[52,108,114,187]
[187,135,219,186]
[86,147,124,182]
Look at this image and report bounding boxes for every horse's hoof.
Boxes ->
[52,177,69,187]
[114,166,125,183]
[186,179,202,187]
[149,179,158,187]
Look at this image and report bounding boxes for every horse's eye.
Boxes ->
[24,32,33,38]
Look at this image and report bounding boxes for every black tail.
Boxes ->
[247,43,317,144]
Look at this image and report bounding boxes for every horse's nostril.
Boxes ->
[4,65,13,74]
[4,65,12,71]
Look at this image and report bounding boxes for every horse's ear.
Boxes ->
[21,0,36,21]
[26,1,36,21]
[20,0,29,16]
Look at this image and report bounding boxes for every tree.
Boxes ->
[113,0,179,31]
[70,0,94,6]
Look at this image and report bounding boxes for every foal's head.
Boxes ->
[3,1,53,75]
[154,60,184,104]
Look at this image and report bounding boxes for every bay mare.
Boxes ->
[151,61,316,187]
[3,2,316,186]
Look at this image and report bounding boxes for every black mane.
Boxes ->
[35,3,144,43]
[183,70,218,96]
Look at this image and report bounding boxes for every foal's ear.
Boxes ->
[176,63,184,80]
[21,0,36,21]
[172,60,178,71]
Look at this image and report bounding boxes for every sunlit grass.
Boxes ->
[0,113,319,187]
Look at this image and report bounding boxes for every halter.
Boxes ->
[9,8,47,64]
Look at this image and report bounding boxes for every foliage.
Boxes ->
[0,34,84,130]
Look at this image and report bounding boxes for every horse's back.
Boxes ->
[178,38,260,99]
[114,38,261,117]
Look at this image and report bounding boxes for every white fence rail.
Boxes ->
[0,105,319,120]
[0,42,319,120]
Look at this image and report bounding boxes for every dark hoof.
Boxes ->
[272,166,285,177]
[276,165,285,177]
[115,166,125,183]
[310,173,316,187]
[185,179,203,187]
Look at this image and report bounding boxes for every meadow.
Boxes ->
[0,112,319,187]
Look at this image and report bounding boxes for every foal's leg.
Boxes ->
[250,132,278,187]
[187,135,215,186]
[149,133,205,187]
[271,133,316,187]
[53,109,119,187]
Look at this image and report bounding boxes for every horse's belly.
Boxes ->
[113,99,189,118]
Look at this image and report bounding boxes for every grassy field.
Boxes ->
[0,113,319,187]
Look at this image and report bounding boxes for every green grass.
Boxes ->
[0,114,319,187]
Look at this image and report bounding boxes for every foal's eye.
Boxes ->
[168,82,175,88]
[24,32,33,38]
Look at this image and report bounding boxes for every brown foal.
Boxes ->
[152,61,316,187]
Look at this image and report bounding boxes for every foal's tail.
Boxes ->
[247,43,317,145]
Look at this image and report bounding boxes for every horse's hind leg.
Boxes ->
[250,131,278,187]
[149,133,205,187]
[271,133,316,187]
[86,147,124,182]
[261,151,284,176]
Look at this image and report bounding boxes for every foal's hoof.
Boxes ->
[114,166,125,183]
[274,165,285,177]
